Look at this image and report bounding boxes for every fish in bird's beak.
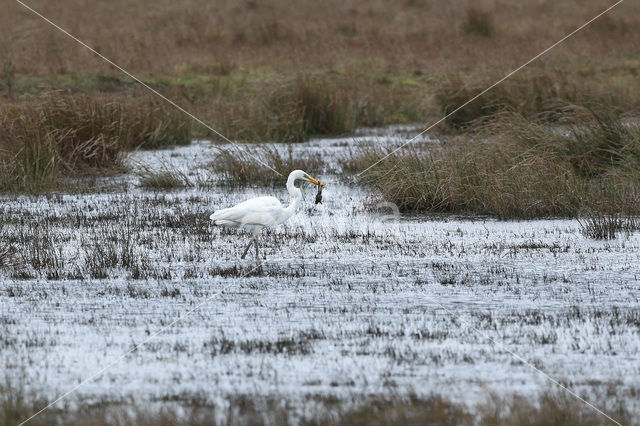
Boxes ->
[306,175,326,188]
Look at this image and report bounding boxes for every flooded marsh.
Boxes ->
[1,131,639,424]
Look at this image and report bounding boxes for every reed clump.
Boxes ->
[347,107,640,219]
[136,164,192,190]
[212,145,326,187]
[462,8,495,38]
[214,74,356,143]
[578,211,640,240]
[0,93,191,191]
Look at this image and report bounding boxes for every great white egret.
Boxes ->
[210,170,325,259]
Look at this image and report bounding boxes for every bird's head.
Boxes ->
[290,170,325,188]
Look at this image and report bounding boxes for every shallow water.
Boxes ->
[1,129,639,421]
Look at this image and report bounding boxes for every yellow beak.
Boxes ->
[307,176,326,188]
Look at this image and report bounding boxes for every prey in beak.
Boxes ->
[303,173,325,204]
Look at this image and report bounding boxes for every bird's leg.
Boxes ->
[254,236,259,260]
[241,237,253,259]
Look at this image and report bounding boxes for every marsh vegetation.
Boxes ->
[347,108,640,220]
[2,1,640,423]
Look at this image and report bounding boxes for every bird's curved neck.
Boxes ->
[286,175,302,212]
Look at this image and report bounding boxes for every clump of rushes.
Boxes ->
[213,71,430,144]
[578,210,640,240]
[212,145,325,186]
[294,75,355,137]
[136,162,192,190]
[347,107,640,220]
[0,93,191,191]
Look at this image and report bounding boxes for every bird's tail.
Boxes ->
[210,209,235,226]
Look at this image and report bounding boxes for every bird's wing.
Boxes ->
[210,196,283,227]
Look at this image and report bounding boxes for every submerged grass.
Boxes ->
[578,211,640,240]
[0,93,191,192]
[347,107,640,220]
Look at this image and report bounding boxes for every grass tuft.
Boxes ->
[214,74,357,143]
[136,163,193,190]
[212,145,326,186]
[434,71,633,130]
[578,211,640,240]
[462,8,495,38]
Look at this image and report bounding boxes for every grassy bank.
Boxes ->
[1,389,629,426]
[346,107,640,221]
[2,68,431,143]
[0,94,190,192]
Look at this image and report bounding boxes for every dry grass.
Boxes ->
[136,162,193,190]
[2,0,639,140]
[212,145,326,187]
[184,70,429,142]
[434,69,637,130]
[578,211,640,240]
[462,8,496,38]
[346,107,640,219]
[212,74,357,143]
[0,387,629,426]
[3,1,638,76]
[0,93,191,191]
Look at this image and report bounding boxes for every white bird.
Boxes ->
[210,170,325,259]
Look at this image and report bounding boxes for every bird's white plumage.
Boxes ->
[210,196,285,231]
[210,170,323,259]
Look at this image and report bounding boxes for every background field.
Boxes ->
[2,0,640,140]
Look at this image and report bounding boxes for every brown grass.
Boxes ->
[3,1,638,76]
[212,74,358,143]
[136,163,193,190]
[212,145,326,187]
[346,107,640,219]
[435,69,637,130]
[578,211,640,240]
[0,93,190,191]
[2,0,640,141]
[0,387,629,426]
[462,8,496,38]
